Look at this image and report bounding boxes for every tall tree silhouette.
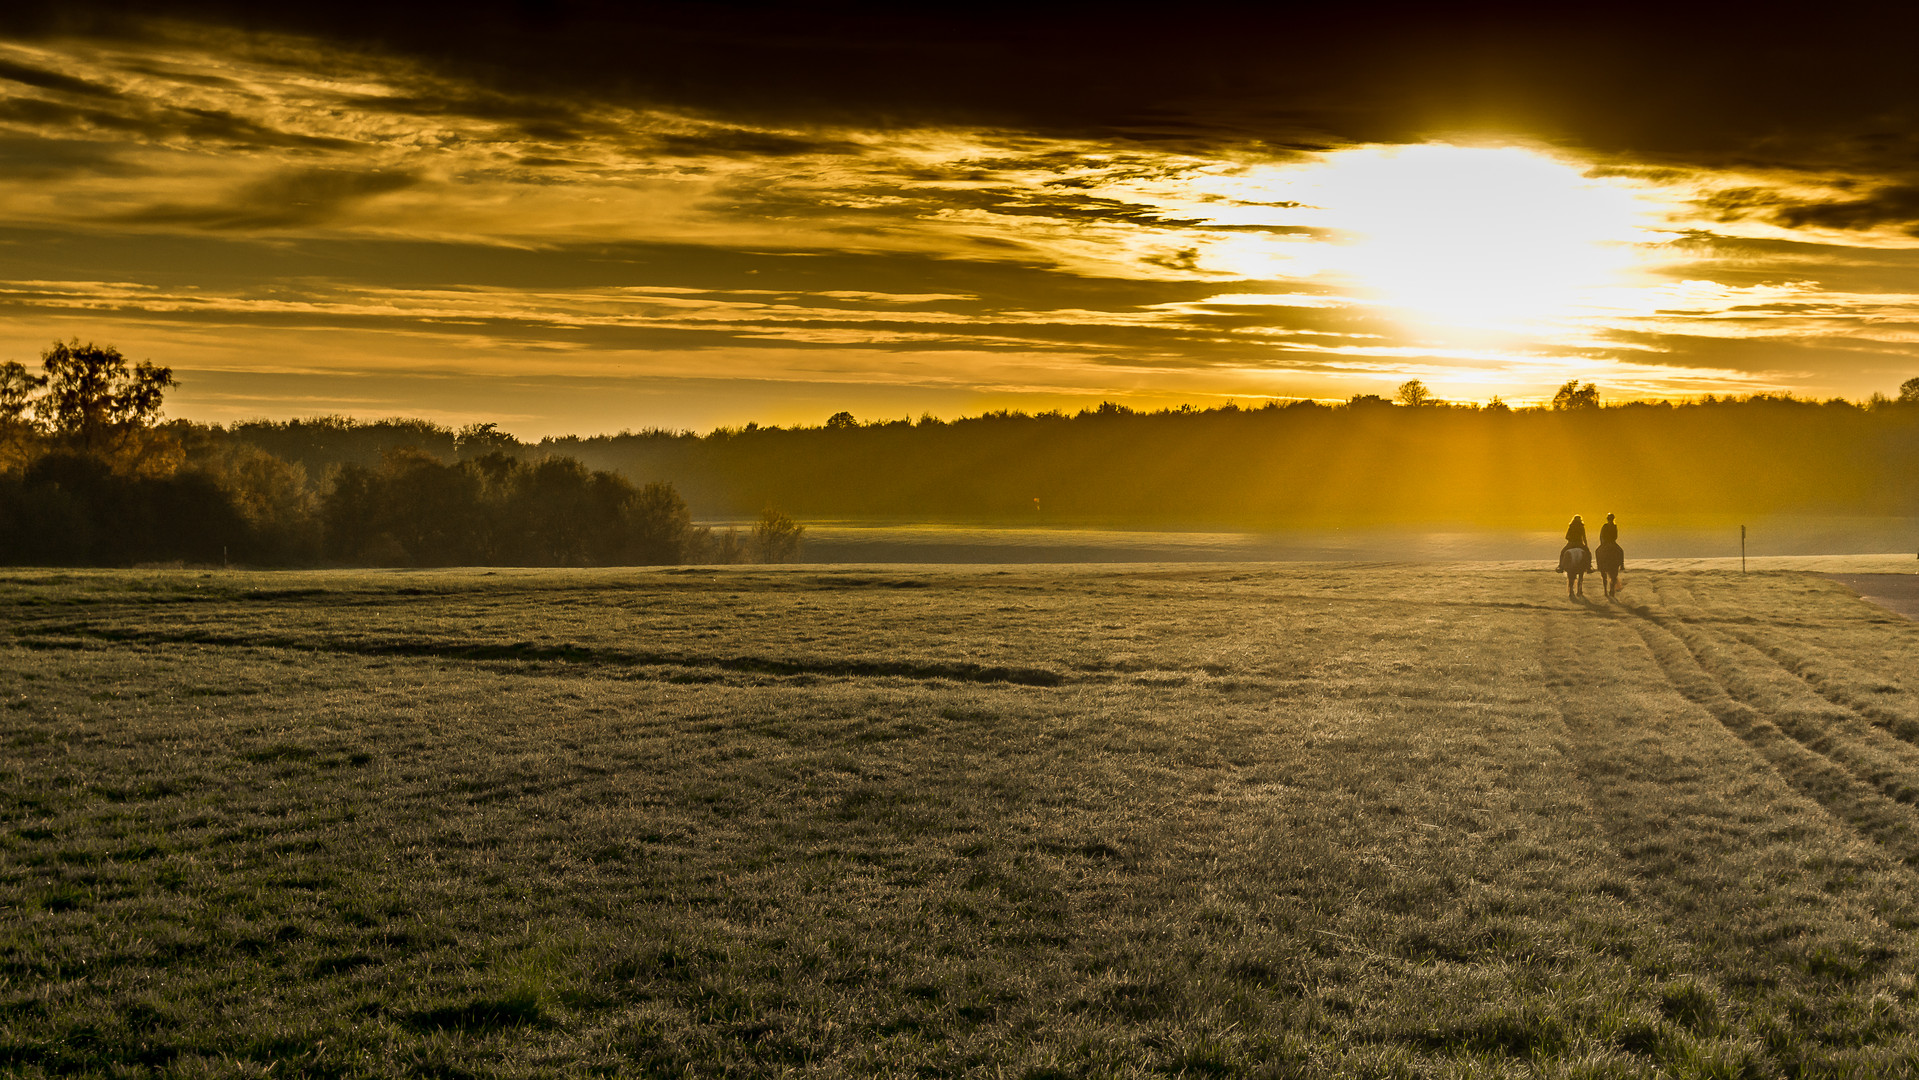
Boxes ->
[0,361,43,425]
[1395,379,1434,407]
[34,340,175,449]
[1551,380,1601,411]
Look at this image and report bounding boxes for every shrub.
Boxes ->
[749,508,804,563]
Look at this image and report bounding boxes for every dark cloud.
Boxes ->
[113,167,421,230]
[1143,248,1201,273]
[0,213,1379,365]
[1698,184,1919,237]
[1699,187,1783,224]
[0,223,1264,314]
[1770,186,1919,234]
[653,129,861,159]
[0,57,121,98]
[968,191,1208,228]
[1593,328,1919,374]
[115,60,238,88]
[335,89,615,144]
[0,135,141,179]
[171,105,358,150]
[337,90,580,124]
[7,1,1912,176]
[703,178,1219,235]
[333,89,859,158]
[0,90,356,150]
[0,94,150,132]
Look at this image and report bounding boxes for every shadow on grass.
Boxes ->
[21,626,1068,686]
[406,991,546,1034]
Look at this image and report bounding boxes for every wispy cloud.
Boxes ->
[113,167,422,230]
[0,17,1914,429]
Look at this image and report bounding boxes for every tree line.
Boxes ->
[321,450,800,567]
[6,339,1919,566]
[0,341,802,567]
[205,375,1919,529]
[544,380,1919,528]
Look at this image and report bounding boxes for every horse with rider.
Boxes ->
[1560,512,1625,598]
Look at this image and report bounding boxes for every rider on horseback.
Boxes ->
[1563,515,1591,563]
[1596,512,1625,597]
[1559,515,1593,594]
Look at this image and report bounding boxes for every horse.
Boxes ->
[1558,544,1591,597]
[1596,540,1624,598]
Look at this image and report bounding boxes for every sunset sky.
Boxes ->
[3,3,1918,436]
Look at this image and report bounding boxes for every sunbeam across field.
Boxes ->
[4,565,1919,1075]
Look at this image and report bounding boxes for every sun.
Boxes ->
[1298,144,1653,331]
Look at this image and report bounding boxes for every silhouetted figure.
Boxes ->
[1596,512,1625,598]
[1558,514,1591,597]
[1565,515,1588,549]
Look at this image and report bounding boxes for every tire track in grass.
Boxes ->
[1536,608,1769,1067]
[1649,615,1919,810]
[1624,599,1919,864]
[1723,628,1919,747]
[1713,626,1919,801]
[1539,604,1919,1072]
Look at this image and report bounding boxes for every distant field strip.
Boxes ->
[5,566,1919,1077]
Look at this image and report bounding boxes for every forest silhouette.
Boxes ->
[0,342,801,567]
[3,343,1918,566]
[541,380,1919,529]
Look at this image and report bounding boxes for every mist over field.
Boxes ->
[789,520,1919,565]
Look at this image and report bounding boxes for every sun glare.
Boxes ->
[1296,144,1655,331]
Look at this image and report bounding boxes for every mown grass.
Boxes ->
[3,565,1919,1077]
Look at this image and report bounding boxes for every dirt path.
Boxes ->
[1826,573,1919,620]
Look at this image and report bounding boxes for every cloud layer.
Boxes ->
[0,7,1915,433]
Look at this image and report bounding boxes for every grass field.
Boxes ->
[4,564,1919,1077]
